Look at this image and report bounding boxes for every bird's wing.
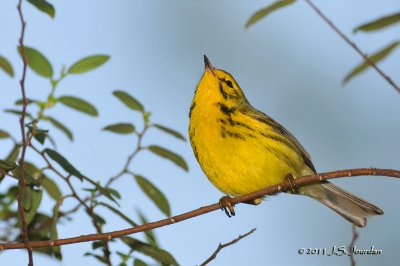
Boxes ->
[245,106,316,173]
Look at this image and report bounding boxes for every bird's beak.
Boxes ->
[204,55,216,76]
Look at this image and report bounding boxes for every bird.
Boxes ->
[188,55,383,227]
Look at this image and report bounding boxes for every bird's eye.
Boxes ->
[226,80,233,88]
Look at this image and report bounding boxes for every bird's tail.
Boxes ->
[299,182,383,227]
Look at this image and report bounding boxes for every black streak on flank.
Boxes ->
[226,117,254,131]
[189,102,196,118]
[226,131,245,140]
[217,103,236,117]
[220,125,226,138]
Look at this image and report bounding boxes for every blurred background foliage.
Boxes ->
[0,0,399,265]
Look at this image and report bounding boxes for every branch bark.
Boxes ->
[199,228,256,266]
[349,225,359,266]
[0,168,398,251]
[16,0,33,264]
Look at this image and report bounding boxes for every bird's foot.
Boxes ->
[284,173,298,194]
[219,195,235,217]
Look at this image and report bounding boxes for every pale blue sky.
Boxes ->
[1,1,399,265]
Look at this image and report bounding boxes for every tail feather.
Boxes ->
[300,182,383,227]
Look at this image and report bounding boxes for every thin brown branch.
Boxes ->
[199,228,256,266]
[0,168,398,250]
[349,225,359,266]
[30,144,113,265]
[16,0,33,264]
[105,124,148,188]
[304,0,400,93]
[64,176,112,266]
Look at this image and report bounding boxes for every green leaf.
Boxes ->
[135,175,170,216]
[343,41,400,84]
[105,187,121,199]
[134,259,149,266]
[44,148,85,181]
[148,145,188,172]
[354,12,400,33]
[18,46,53,78]
[84,252,108,264]
[121,237,179,266]
[4,109,34,120]
[103,123,135,134]
[153,124,186,141]
[68,55,110,74]
[27,0,55,18]
[14,98,38,106]
[245,0,296,28]
[113,90,144,112]
[47,116,74,141]
[0,160,17,171]
[0,130,10,139]
[34,128,49,145]
[92,241,104,250]
[6,145,20,163]
[23,161,43,184]
[24,188,43,226]
[82,176,120,205]
[27,126,49,145]
[0,55,14,77]
[42,177,62,201]
[99,202,138,226]
[58,96,98,116]
[93,213,106,225]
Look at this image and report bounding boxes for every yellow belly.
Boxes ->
[189,106,305,197]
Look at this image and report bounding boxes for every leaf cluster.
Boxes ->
[0,3,187,265]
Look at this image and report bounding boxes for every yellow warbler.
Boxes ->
[188,55,383,227]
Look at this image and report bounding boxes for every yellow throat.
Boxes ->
[188,55,314,197]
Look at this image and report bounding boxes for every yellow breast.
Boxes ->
[189,75,305,197]
[189,58,314,197]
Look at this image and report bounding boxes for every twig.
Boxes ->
[105,124,148,188]
[199,228,256,266]
[16,0,33,265]
[65,176,113,266]
[0,168,398,250]
[348,225,359,266]
[30,144,113,265]
[304,0,400,93]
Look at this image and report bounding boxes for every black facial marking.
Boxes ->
[218,118,226,125]
[189,102,196,118]
[219,83,228,100]
[217,103,236,117]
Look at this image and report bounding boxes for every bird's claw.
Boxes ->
[219,195,235,217]
[284,173,298,194]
